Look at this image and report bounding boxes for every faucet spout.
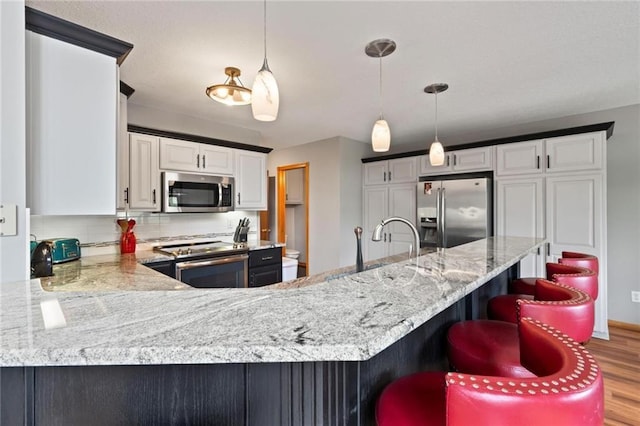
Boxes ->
[371,216,421,258]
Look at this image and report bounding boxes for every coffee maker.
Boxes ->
[31,241,53,278]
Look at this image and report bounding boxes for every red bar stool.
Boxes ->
[376,318,604,426]
[509,255,599,300]
[488,278,595,343]
[510,259,598,300]
[447,280,594,378]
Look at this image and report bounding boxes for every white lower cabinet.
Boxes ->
[496,178,545,277]
[495,169,607,338]
[129,133,160,211]
[363,183,417,261]
[235,150,267,210]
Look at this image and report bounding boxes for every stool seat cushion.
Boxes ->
[488,294,534,323]
[447,320,536,378]
[508,277,536,295]
[376,371,446,426]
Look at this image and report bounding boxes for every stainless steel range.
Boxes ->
[154,240,249,288]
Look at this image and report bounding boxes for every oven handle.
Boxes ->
[176,254,249,272]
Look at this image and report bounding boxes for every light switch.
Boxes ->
[0,204,17,236]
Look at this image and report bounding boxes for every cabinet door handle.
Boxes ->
[388,171,392,181]
[446,155,450,167]
[383,171,387,182]
[124,188,129,204]
[286,193,288,201]
[152,189,156,204]
[536,155,540,169]
[384,233,387,242]
[237,193,241,205]
[453,154,457,166]
[203,155,206,169]
[197,154,200,168]
[546,243,550,257]
[537,246,540,255]
[262,256,274,261]
[389,233,392,242]
[546,155,550,169]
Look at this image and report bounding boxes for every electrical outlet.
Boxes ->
[632,291,640,303]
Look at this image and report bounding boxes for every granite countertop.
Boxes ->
[0,237,544,367]
[40,240,284,292]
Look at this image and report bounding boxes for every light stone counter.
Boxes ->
[0,237,544,367]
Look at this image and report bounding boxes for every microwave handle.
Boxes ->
[218,185,223,207]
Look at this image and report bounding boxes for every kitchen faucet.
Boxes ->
[372,216,420,258]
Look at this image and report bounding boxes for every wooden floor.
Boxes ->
[586,322,640,425]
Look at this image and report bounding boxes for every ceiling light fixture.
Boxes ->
[365,38,396,153]
[252,0,279,121]
[424,83,449,166]
[206,67,252,106]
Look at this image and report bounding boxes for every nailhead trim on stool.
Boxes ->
[488,280,595,343]
[377,318,604,426]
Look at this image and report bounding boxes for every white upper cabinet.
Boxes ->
[159,138,234,175]
[27,31,117,215]
[128,133,160,211]
[285,168,304,204]
[496,132,604,176]
[116,93,129,211]
[496,140,544,176]
[364,157,417,186]
[235,150,267,210]
[545,133,604,173]
[420,147,493,176]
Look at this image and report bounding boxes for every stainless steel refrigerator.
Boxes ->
[417,173,492,248]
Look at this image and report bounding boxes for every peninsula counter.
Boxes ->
[0,237,544,425]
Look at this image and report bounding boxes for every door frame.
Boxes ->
[277,163,309,275]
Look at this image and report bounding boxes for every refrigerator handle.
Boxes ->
[436,188,442,247]
[441,188,446,247]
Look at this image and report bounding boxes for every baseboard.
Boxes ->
[608,319,640,333]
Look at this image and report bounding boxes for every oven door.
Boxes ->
[175,254,248,288]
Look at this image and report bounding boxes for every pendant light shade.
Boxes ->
[372,119,391,152]
[429,140,445,166]
[252,0,279,121]
[206,67,252,106]
[252,59,279,121]
[366,39,396,153]
[424,83,449,166]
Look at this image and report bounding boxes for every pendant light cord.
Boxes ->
[434,91,439,140]
[263,0,267,59]
[379,56,383,119]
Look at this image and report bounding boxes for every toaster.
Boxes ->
[45,238,81,264]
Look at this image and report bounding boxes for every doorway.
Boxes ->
[277,163,309,277]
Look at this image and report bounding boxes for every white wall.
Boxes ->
[128,103,261,146]
[386,104,640,326]
[0,0,28,283]
[268,136,368,274]
[338,137,370,267]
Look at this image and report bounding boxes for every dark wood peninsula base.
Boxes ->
[0,266,515,426]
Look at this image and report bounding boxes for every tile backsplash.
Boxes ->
[30,211,259,255]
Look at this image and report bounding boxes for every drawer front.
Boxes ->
[249,247,282,268]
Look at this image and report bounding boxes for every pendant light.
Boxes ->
[206,67,252,106]
[252,0,279,121]
[365,39,396,153]
[424,83,449,166]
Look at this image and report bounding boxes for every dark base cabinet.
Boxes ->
[0,266,513,426]
[248,248,282,287]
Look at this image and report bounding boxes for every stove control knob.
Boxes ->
[177,249,183,256]
[187,248,192,255]
[171,251,178,256]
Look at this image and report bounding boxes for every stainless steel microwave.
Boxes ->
[162,172,234,213]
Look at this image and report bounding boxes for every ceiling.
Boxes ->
[27,1,640,151]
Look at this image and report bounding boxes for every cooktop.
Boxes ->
[153,240,248,259]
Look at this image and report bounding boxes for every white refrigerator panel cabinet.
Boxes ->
[27,32,117,215]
